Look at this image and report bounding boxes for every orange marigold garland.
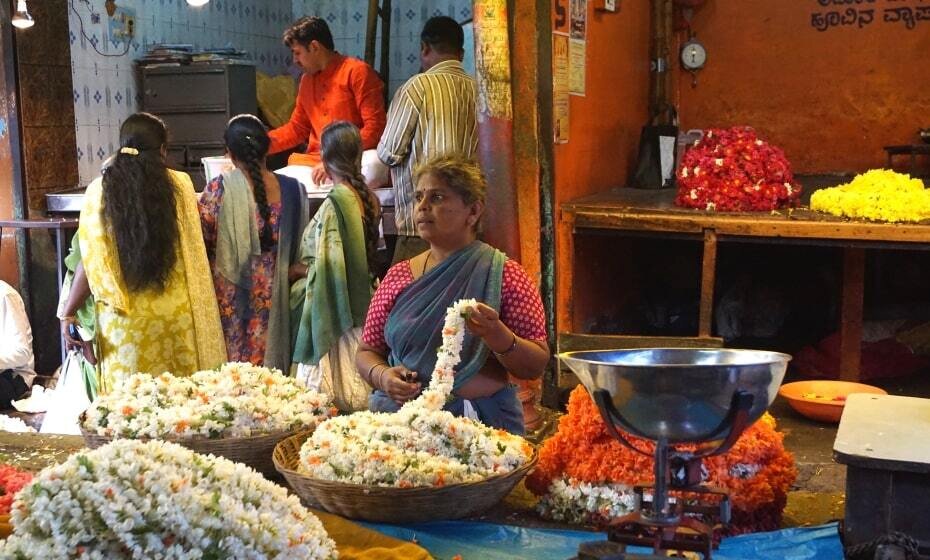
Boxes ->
[528,386,797,534]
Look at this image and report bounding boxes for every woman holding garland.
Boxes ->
[355,155,549,434]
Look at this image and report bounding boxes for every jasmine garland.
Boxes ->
[0,439,337,559]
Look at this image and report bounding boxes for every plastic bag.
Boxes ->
[39,351,93,435]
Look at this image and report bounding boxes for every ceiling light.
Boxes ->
[187,0,210,6]
[11,0,34,29]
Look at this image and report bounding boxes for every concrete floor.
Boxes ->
[774,369,930,527]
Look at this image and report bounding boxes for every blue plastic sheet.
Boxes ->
[361,520,844,560]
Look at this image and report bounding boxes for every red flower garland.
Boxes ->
[528,386,797,534]
[675,127,802,212]
[0,464,32,516]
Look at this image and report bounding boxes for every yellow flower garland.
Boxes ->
[810,169,930,223]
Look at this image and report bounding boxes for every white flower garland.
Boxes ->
[0,439,337,559]
[536,477,638,525]
[82,363,334,440]
[298,299,531,487]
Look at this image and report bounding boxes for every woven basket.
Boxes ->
[273,431,538,523]
[79,413,308,478]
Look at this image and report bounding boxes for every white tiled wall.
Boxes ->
[71,0,472,185]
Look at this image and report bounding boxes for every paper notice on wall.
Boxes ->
[553,32,570,144]
[569,38,586,96]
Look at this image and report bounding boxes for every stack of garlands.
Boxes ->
[0,440,336,558]
[527,386,797,534]
[810,169,930,223]
[82,363,335,440]
[298,299,532,488]
[675,127,802,212]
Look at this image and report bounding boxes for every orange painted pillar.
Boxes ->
[473,0,543,431]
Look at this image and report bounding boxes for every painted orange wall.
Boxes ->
[553,1,651,330]
[677,1,930,173]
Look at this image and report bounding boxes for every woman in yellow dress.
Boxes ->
[60,113,226,392]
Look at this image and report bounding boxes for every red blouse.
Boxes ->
[362,259,548,351]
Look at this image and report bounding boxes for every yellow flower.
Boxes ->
[810,169,930,223]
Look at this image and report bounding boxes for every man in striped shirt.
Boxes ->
[377,16,478,264]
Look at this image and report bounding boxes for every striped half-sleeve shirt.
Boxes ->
[377,60,478,236]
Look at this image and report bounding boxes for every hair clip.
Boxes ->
[119,147,139,156]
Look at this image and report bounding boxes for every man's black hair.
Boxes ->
[420,16,464,55]
[283,16,335,51]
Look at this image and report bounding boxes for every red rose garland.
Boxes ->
[0,464,32,516]
[675,127,802,212]
[528,386,797,535]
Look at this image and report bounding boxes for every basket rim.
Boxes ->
[78,411,310,444]
[273,430,538,494]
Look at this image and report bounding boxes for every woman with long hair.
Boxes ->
[291,121,380,411]
[60,112,225,392]
[199,114,309,371]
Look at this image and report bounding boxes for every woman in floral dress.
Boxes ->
[60,113,225,392]
[199,115,308,371]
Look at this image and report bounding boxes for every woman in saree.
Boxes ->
[355,155,550,434]
[199,114,308,371]
[60,112,226,393]
[290,121,381,411]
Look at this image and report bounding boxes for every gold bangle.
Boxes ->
[365,362,382,385]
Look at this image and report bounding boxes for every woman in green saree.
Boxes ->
[290,122,381,411]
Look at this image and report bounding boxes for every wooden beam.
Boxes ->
[699,229,717,338]
[839,247,865,381]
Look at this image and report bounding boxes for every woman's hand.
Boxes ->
[288,262,309,282]
[379,365,421,405]
[311,164,329,186]
[465,303,514,354]
[60,317,83,351]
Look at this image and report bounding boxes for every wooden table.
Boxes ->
[884,144,930,173]
[834,394,930,550]
[558,188,930,381]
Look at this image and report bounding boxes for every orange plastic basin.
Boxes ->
[778,380,887,423]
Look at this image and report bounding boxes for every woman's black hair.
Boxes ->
[224,114,274,251]
[320,121,380,273]
[102,112,179,293]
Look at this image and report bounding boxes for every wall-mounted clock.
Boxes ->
[680,38,707,71]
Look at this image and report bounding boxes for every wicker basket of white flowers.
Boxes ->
[80,363,335,477]
[273,299,538,523]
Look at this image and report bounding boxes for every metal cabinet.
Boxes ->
[141,61,257,190]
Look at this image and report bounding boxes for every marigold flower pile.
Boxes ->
[298,299,532,488]
[675,127,802,212]
[810,169,930,223]
[0,439,337,559]
[527,386,797,534]
[82,363,335,440]
[0,464,32,516]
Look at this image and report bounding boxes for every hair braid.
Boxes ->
[345,170,380,272]
[243,142,274,251]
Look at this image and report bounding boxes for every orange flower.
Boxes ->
[528,386,797,534]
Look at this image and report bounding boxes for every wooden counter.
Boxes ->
[558,188,930,381]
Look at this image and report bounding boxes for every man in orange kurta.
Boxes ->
[270,17,387,184]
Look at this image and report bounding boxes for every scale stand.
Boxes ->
[559,348,789,560]
[580,389,754,559]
